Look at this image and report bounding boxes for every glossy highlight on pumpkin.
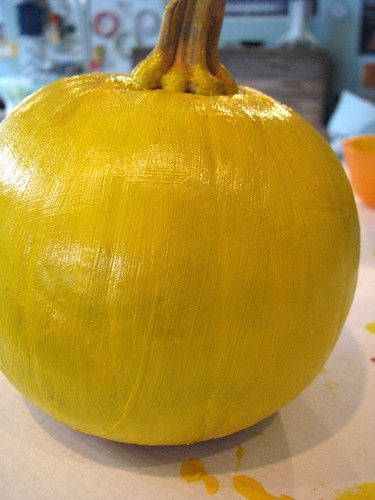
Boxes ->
[0,72,359,445]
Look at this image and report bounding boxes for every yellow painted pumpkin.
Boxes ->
[0,0,359,445]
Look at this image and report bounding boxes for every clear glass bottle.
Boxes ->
[279,0,319,49]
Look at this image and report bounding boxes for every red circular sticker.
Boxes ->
[93,11,120,38]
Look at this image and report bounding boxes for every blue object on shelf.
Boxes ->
[16,1,45,37]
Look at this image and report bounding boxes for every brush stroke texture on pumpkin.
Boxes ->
[0,72,359,444]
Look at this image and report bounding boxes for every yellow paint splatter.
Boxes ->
[314,482,329,491]
[323,380,338,394]
[236,445,245,469]
[365,322,375,334]
[180,458,219,495]
[233,475,294,500]
[335,482,375,499]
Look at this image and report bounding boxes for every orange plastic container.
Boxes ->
[342,135,375,208]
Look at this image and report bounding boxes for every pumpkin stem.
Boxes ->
[131,0,238,96]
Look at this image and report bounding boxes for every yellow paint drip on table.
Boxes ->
[335,482,375,499]
[365,323,375,334]
[233,475,294,500]
[236,445,245,469]
[180,458,219,495]
[323,380,338,395]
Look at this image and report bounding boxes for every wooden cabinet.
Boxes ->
[132,47,330,129]
[221,48,330,129]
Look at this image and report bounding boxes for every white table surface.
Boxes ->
[1,193,374,500]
